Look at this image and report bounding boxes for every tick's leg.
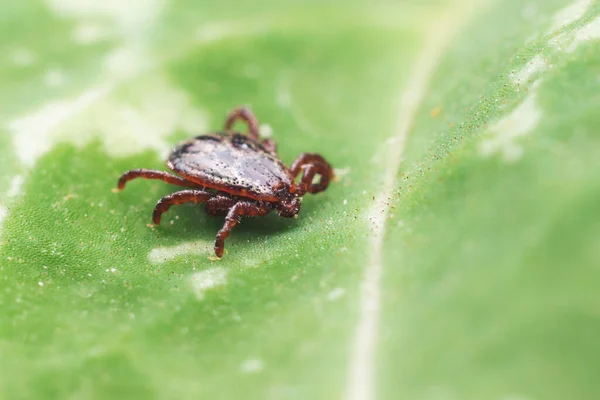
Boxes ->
[214,201,272,258]
[204,195,236,216]
[261,138,277,154]
[290,153,331,175]
[296,163,329,195]
[153,189,214,225]
[224,107,260,140]
[117,169,198,190]
[290,153,334,195]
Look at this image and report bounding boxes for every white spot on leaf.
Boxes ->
[0,207,6,227]
[195,21,268,44]
[510,55,549,86]
[547,1,596,51]
[8,74,207,166]
[103,45,151,77]
[7,175,24,198]
[260,124,273,138]
[190,267,227,300]
[493,0,597,165]
[241,258,261,268]
[334,167,351,178]
[148,240,213,264]
[479,92,542,163]
[546,0,593,34]
[43,69,68,87]
[73,23,112,44]
[327,287,346,301]
[521,3,538,20]
[240,358,264,374]
[9,85,110,166]
[10,47,36,66]
[276,73,293,109]
[565,16,600,52]
[45,0,165,36]
[196,24,236,42]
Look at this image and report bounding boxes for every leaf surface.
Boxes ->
[1,1,599,399]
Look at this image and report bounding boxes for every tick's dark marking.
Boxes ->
[116,106,334,258]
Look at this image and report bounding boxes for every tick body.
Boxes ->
[116,107,334,258]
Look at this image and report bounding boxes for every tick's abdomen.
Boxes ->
[167,133,293,200]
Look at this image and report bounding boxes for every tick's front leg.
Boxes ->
[153,189,214,225]
[290,153,334,195]
[117,169,198,190]
[214,201,272,258]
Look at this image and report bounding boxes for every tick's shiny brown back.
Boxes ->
[167,133,294,202]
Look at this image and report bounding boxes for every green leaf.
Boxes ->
[1,1,599,399]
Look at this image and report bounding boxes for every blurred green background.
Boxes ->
[1,0,599,399]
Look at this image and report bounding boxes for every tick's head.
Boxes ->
[276,189,302,218]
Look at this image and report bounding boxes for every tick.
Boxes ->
[116,107,334,258]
